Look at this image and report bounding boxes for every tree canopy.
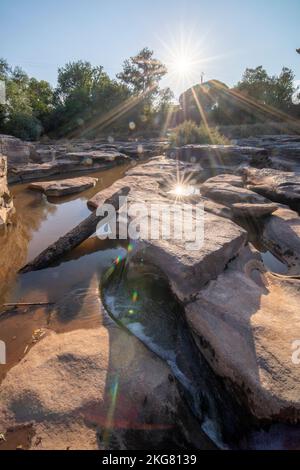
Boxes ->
[0,50,299,140]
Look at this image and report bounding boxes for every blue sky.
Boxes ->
[1,0,299,97]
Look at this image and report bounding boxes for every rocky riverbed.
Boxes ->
[1,134,300,449]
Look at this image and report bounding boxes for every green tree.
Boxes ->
[117,47,167,96]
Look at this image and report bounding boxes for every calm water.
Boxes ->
[0,163,132,307]
[0,164,131,382]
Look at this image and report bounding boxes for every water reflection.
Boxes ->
[0,163,131,306]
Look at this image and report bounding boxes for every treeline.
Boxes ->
[0,47,299,141]
[179,66,300,128]
[0,48,174,140]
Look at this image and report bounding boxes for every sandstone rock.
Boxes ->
[167,145,271,171]
[63,150,130,164]
[237,135,300,172]
[88,157,247,302]
[201,174,244,187]
[0,286,211,450]
[242,167,300,209]
[118,141,168,159]
[201,177,269,205]
[201,174,277,217]
[231,202,277,217]
[185,245,300,424]
[203,199,234,220]
[262,207,300,273]
[0,134,33,167]
[29,177,98,197]
[0,155,14,227]
[8,159,115,184]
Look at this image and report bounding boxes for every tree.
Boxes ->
[117,47,167,96]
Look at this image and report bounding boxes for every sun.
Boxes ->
[158,28,209,95]
[170,55,194,77]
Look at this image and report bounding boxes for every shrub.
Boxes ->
[170,120,229,146]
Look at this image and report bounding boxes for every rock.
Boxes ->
[63,150,130,164]
[201,174,277,217]
[237,135,300,172]
[262,207,300,273]
[29,147,56,163]
[88,157,247,302]
[0,287,211,450]
[118,141,168,159]
[0,155,14,228]
[242,167,300,210]
[185,245,300,425]
[29,177,98,197]
[201,176,269,205]
[8,159,118,184]
[203,199,234,220]
[126,155,202,186]
[201,174,244,187]
[231,202,277,217]
[0,134,33,167]
[167,145,271,172]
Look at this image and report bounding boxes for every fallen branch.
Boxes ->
[19,186,130,274]
[3,302,54,307]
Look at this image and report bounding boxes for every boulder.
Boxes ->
[185,245,300,425]
[29,176,98,197]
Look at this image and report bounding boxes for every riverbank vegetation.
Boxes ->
[0,49,299,141]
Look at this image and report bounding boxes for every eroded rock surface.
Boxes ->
[0,155,14,228]
[29,176,98,197]
[237,135,300,172]
[0,134,34,167]
[0,286,211,450]
[167,144,271,172]
[89,157,247,302]
[186,245,300,424]
[242,167,300,210]
[263,207,300,273]
[201,174,277,218]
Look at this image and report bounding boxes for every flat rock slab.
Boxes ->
[88,157,247,301]
[185,246,300,423]
[29,176,98,196]
[201,174,277,217]
[64,150,130,164]
[201,177,269,205]
[263,207,300,273]
[8,159,117,184]
[232,202,277,217]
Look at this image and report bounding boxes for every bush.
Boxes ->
[170,121,229,146]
